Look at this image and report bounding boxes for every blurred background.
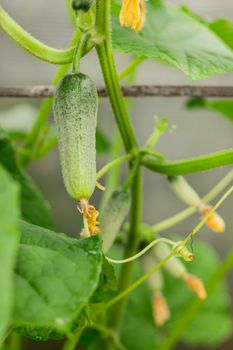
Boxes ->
[0,0,233,349]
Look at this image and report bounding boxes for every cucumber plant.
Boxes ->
[0,0,233,350]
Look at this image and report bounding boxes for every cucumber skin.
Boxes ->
[53,73,97,201]
[72,0,95,12]
[100,188,131,253]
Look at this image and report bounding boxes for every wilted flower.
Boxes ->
[183,273,207,300]
[152,291,170,327]
[200,204,225,233]
[120,0,145,32]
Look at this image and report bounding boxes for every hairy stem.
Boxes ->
[97,154,133,180]
[0,6,94,64]
[95,0,138,152]
[72,32,90,73]
[143,149,233,175]
[95,0,142,332]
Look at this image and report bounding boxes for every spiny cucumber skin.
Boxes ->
[53,73,97,201]
[100,188,131,253]
[72,0,94,12]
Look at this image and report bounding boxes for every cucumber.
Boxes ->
[53,72,97,202]
[72,0,95,12]
[100,188,131,253]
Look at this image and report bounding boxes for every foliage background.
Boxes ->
[0,0,233,348]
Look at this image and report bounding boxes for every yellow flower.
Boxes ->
[120,0,145,32]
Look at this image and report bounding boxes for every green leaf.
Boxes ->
[112,0,233,80]
[96,129,110,153]
[120,265,162,350]
[186,99,233,122]
[13,221,103,339]
[91,257,117,303]
[0,131,53,229]
[163,240,233,346]
[120,241,232,349]
[210,19,233,50]
[0,166,20,342]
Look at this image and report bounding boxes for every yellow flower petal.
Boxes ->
[120,0,145,32]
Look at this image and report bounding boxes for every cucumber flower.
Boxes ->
[120,0,145,32]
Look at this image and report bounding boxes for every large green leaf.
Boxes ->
[0,166,20,342]
[91,257,117,303]
[210,19,233,51]
[112,0,233,80]
[0,131,53,229]
[120,241,232,349]
[13,221,103,338]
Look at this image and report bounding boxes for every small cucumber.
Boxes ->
[100,188,131,253]
[72,0,95,12]
[53,73,97,201]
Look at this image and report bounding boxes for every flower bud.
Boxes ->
[168,176,202,208]
[141,253,163,291]
[152,291,170,327]
[199,204,225,233]
[100,188,130,253]
[153,242,187,278]
[172,241,195,262]
[183,273,207,300]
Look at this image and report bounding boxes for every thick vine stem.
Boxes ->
[95,0,138,152]
[142,148,233,175]
[0,6,93,64]
[95,0,142,333]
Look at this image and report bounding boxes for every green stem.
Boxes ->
[96,183,233,317]
[143,148,233,175]
[62,320,86,350]
[99,130,123,212]
[101,252,173,314]
[19,31,81,166]
[0,6,94,64]
[118,57,145,81]
[160,248,233,350]
[9,332,21,350]
[109,169,142,330]
[95,0,142,331]
[123,157,140,190]
[65,0,77,26]
[150,168,233,233]
[72,32,90,73]
[97,154,133,180]
[95,0,138,152]
[0,6,73,64]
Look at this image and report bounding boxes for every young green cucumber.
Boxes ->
[53,73,97,202]
[72,0,95,12]
[100,188,131,253]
